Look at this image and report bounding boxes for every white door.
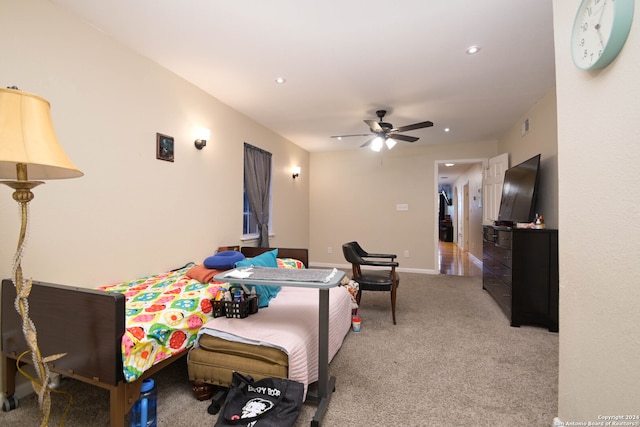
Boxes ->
[483,153,509,225]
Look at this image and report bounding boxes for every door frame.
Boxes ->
[434,158,486,273]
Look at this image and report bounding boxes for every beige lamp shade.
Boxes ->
[0,87,83,180]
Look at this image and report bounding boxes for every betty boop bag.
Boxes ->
[214,372,304,427]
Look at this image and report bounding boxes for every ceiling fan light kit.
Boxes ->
[332,109,433,150]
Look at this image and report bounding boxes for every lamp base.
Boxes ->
[1,178,51,427]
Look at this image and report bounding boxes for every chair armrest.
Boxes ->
[360,260,399,268]
[364,253,397,259]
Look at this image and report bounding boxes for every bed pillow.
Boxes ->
[234,249,280,308]
[203,251,245,270]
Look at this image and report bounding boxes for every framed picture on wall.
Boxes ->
[156,133,174,162]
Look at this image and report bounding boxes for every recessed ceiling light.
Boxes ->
[445,163,455,167]
[275,77,287,84]
[444,127,450,132]
[466,46,481,55]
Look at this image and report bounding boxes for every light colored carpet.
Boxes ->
[0,273,558,426]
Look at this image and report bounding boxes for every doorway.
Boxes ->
[436,160,484,277]
[438,241,483,276]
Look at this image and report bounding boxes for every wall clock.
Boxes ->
[571,0,635,70]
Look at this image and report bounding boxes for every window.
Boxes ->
[243,190,259,235]
[242,143,272,245]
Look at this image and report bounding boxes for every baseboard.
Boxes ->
[2,372,63,405]
[398,267,440,275]
[469,252,483,269]
[309,261,438,275]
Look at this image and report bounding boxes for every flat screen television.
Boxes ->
[497,154,541,225]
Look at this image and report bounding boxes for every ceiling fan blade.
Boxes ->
[330,133,371,139]
[392,120,434,133]
[361,136,377,147]
[390,134,419,143]
[364,119,383,132]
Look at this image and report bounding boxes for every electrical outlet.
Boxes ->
[404,250,410,258]
[327,247,332,254]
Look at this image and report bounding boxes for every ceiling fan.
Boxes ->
[331,109,434,151]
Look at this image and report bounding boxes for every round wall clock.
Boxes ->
[571,0,634,70]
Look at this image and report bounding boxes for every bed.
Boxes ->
[1,249,306,427]
[0,247,341,426]
[187,247,354,401]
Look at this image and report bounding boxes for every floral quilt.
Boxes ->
[98,265,221,382]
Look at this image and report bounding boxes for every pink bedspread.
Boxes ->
[196,284,352,393]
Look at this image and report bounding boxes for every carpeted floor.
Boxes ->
[1,273,558,426]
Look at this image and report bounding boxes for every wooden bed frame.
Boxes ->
[0,278,186,427]
[0,247,308,427]
[240,246,308,268]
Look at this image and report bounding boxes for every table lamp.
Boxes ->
[0,86,83,425]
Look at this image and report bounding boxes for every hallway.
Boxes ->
[438,241,482,277]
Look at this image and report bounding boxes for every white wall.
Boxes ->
[498,88,559,229]
[5,1,635,421]
[308,85,559,273]
[309,140,497,272]
[0,0,310,288]
[0,0,310,399]
[553,1,640,422]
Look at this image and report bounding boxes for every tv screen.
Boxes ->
[497,154,541,224]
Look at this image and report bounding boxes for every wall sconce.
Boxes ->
[292,166,301,179]
[194,128,210,150]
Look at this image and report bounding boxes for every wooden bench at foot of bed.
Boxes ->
[188,335,288,388]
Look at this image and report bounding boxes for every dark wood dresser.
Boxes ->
[482,225,559,332]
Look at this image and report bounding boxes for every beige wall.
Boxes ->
[497,88,559,228]
[309,140,497,272]
[553,1,640,422]
[5,0,637,421]
[0,0,309,288]
[308,84,558,273]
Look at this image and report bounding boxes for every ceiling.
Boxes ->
[50,0,555,171]
[438,162,476,189]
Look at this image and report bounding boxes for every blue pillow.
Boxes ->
[234,249,280,308]
[203,251,245,270]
